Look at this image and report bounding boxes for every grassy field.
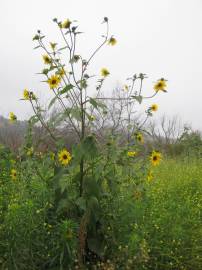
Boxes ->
[0,148,201,269]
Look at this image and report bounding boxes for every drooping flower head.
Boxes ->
[154,78,167,92]
[150,151,162,166]
[58,149,72,166]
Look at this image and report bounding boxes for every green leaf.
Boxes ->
[131,95,143,104]
[59,84,73,95]
[89,98,106,110]
[76,197,86,211]
[83,178,100,198]
[58,46,68,51]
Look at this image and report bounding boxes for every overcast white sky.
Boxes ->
[1,0,202,130]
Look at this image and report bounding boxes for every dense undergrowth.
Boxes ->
[0,144,201,269]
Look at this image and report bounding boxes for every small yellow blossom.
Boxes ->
[23,89,30,100]
[127,151,137,157]
[58,149,72,166]
[154,79,167,92]
[89,115,95,121]
[108,36,117,46]
[27,147,34,156]
[61,19,71,29]
[42,54,52,65]
[10,169,17,180]
[9,112,17,122]
[150,104,158,112]
[123,84,129,91]
[101,68,110,77]
[50,152,55,160]
[47,74,61,89]
[147,170,154,182]
[136,133,144,144]
[150,151,162,166]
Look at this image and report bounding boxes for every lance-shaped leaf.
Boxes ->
[59,84,73,95]
[89,98,107,110]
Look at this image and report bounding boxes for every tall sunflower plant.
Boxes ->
[13,17,167,266]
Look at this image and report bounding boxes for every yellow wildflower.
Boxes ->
[61,19,71,29]
[136,133,144,144]
[127,151,137,157]
[50,152,55,161]
[108,36,117,46]
[42,54,52,65]
[101,68,110,77]
[154,79,167,92]
[23,89,30,100]
[58,149,72,166]
[147,170,154,182]
[27,147,34,156]
[89,115,95,121]
[9,112,17,122]
[10,169,17,180]
[150,151,162,166]
[150,104,158,112]
[47,74,61,89]
[124,84,129,91]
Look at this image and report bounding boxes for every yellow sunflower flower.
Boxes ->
[61,19,71,29]
[9,112,17,122]
[58,149,72,166]
[10,169,17,180]
[154,79,167,92]
[127,151,137,157]
[150,151,162,166]
[42,54,52,65]
[47,74,61,89]
[101,68,110,77]
[23,89,30,100]
[150,104,158,112]
[147,170,154,182]
[136,133,144,144]
[108,36,117,46]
